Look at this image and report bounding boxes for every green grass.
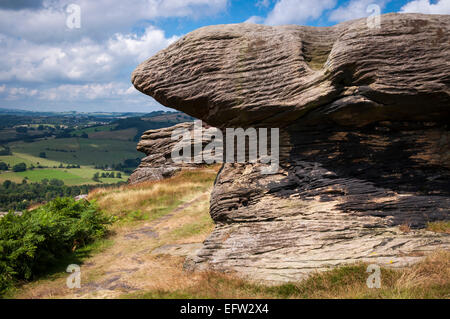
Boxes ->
[170,212,213,239]
[8,137,141,166]
[122,196,183,223]
[0,168,129,185]
[0,152,62,167]
[0,144,133,185]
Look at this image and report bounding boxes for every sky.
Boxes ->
[0,0,448,113]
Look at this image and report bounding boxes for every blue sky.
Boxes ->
[0,0,448,113]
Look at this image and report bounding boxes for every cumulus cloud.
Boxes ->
[38,82,137,101]
[329,0,389,23]
[264,0,337,25]
[0,0,227,111]
[0,0,228,43]
[0,27,178,84]
[400,0,450,14]
[245,15,265,24]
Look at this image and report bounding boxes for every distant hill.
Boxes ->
[112,111,194,141]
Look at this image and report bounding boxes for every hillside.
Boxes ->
[5,167,449,299]
[0,110,194,210]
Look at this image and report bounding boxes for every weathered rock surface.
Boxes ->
[132,13,450,283]
[129,122,220,184]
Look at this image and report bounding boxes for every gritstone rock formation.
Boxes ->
[129,122,216,184]
[132,13,450,283]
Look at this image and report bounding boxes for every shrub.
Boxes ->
[0,197,113,294]
[0,162,7,171]
[12,163,26,172]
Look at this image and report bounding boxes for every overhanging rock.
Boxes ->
[132,13,450,283]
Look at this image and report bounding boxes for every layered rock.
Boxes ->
[132,13,450,282]
[129,122,219,184]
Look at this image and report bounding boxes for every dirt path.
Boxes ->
[16,191,213,299]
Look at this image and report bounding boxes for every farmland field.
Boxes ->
[72,124,117,135]
[0,152,62,167]
[0,110,190,190]
[0,167,129,185]
[8,137,141,166]
[87,128,137,140]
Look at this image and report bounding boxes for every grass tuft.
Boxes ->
[426,221,450,234]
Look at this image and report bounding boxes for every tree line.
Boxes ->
[0,179,124,211]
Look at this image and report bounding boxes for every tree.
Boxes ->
[15,127,27,134]
[0,146,11,156]
[13,163,27,172]
[81,132,89,138]
[92,172,100,182]
[37,125,45,131]
[0,162,8,171]
[49,179,64,186]
[116,172,122,179]
[39,152,47,158]
[3,180,11,189]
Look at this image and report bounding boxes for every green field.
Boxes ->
[0,167,129,186]
[88,128,137,141]
[72,124,117,135]
[0,136,139,186]
[0,152,62,167]
[8,137,141,166]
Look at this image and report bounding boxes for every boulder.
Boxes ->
[132,13,450,283]
[129,122,219,184]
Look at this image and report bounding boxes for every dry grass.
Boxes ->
[123,251,450,299]
[399,223,411,233]
[88,167,219,222]
[8,165,450,299]
[427,221,450,234]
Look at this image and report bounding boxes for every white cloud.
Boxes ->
[329,0,388,23]
[264,0,337,25]
[2,82,159,111]
[400,0,450,14]
[0,0,228,44]
[38,82,137,101]
[5,86,38,100]
[0,1,230,111]
[0,27,178,84]
[245,15,265,24]
[256,0,271,9]
[108,27,179,62]
[0,0,229,111]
